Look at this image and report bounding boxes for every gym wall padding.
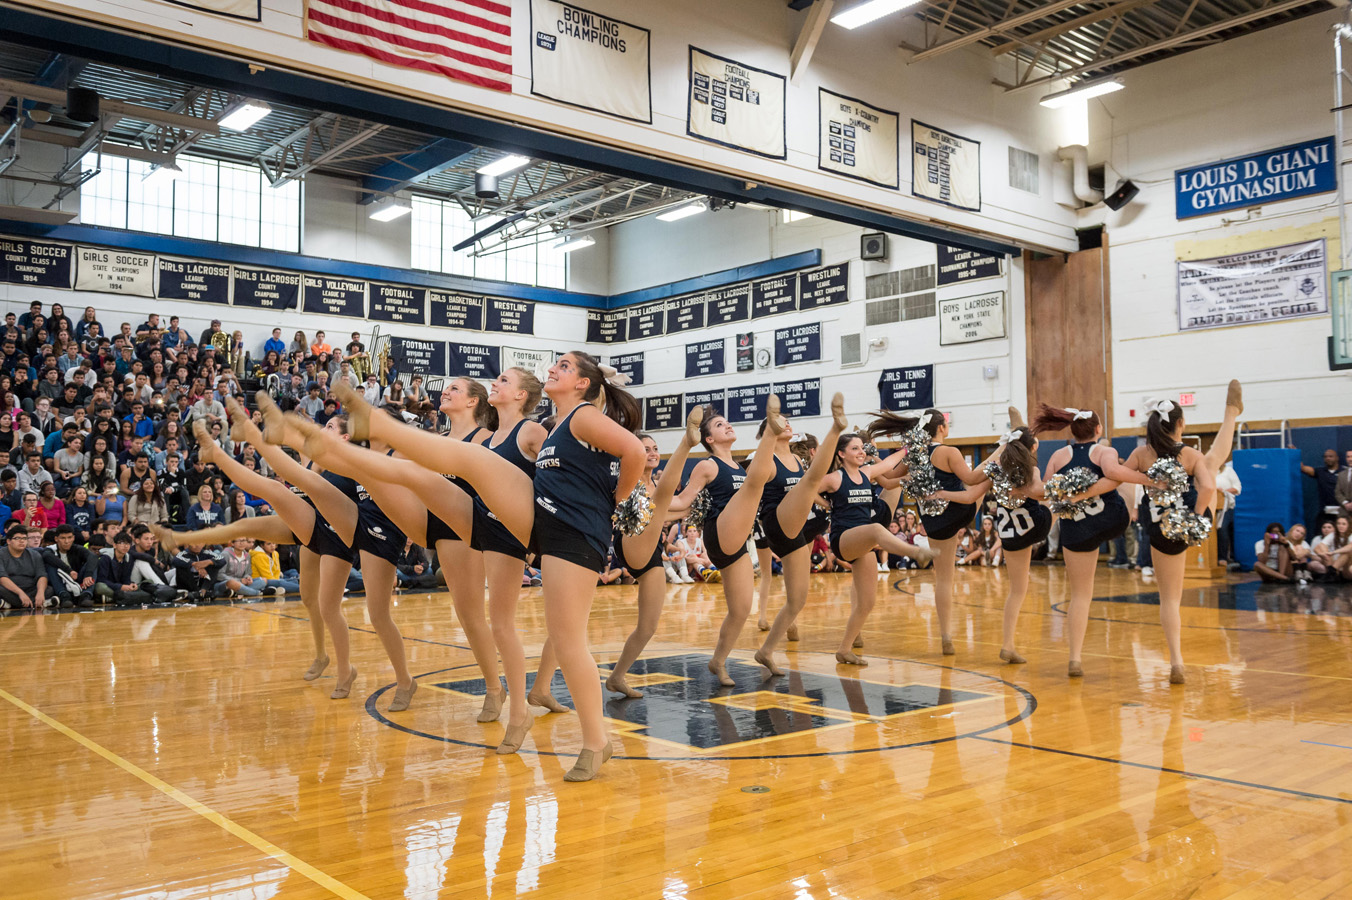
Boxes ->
[1232,448,1304,568]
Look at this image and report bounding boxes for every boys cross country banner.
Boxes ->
[530,0,652,124]
[156,0,259,20]
[687,47,786,160]
[1176,239,1327,332]
[818,88,899,189]
[912,120,981,212]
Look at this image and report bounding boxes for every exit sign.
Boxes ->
[1178,392,1196,407]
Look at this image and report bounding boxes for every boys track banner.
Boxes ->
[687,47,786,160]
[530,0,651,123]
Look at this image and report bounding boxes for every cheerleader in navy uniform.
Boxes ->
[670,397,789,687]
[1121,383,1241,685]
[930,412,1050,664]
[1032,403,1160,679]
[336,353,646,781]
[819,431,937,664]
[606,412,703,699]
[867,409,985,656]
[749,395,849,674]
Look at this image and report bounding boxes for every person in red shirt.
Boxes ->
[11,491,49,530]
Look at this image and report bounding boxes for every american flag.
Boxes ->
[307,0,512,92]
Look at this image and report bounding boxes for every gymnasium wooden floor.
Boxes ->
[3,564,1351,899]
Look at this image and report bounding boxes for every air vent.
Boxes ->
[865,297,899,326]
[840,332,864,366]
[901,292,936,321]
[1008,146,1039,195]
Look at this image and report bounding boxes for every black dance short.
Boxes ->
[922,502,976,542]
[871,495,893,528]
[829,530,864,564]
[760,508,812,559]
[1145,505,1213,556]
[469,499,528,561]
[997,503,1053,552]
[802,508,830,542]
[426,509,461,545]
[703,512,750,570]
[351,517,403,565]
[612,528,663,578]
[530,507,606,573]
[752,517,770,551]
[305,509,354,563]
[1060,503,1130,553]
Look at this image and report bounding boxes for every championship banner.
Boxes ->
[504,347,556,379]
[665,295,706,333]
[485,298,535,334]
[797,263,848,310]
[530,0,651,124]
[751,275,797,319]
[706,284,751,326]
[773,379,820,418]
[819,89,899,189]
[1177,239,1327,331]
[774,323,822,366]
[608,351,644,386]
[158,0,260,20]
[684,389,725,420]
[75,247,154,296]
[302,276,366,318]
[912,120,981,212]
[586,309,626,343]
[369,284,426,325]
[627,302,665,340]
[449,342,501,380]
[157,258,230,305]
[936,245,1001,286]
[644,394,683,431]
[687,47,786,160]
[233,267,300,311]
[390,337,447,377]
[727,384,771,424]
[878,366,934,411]
[939,292,1006,346]
[431,292,484,331]
[1,238,72,288]
[685,338,725,378]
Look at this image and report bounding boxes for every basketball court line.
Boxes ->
[232,603,475,652]
[0,686,371,900]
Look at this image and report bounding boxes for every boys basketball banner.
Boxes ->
[530,0,651,123]
[1176,239,1327,331]
[818,89,899,189]
[687,47,786,160]
[912,121,981,212]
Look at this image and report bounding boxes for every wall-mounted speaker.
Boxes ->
[1103,179,1139,211]
[861,232,888,260]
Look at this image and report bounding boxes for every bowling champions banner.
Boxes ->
[157,0,259,20]
[530,0,652,123]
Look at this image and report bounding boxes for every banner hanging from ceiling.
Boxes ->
[1176,239,1327,331]
[158,0,259,21]
[530,0,652,124]
[912,120,981,212]
[687,47,786,160]
[818,88,899,189]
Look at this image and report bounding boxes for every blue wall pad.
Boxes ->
[1232,448,1304,568]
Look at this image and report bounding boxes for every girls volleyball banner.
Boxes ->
[1176,239,1327,331]
[818,89,899,189]
[686,47,786,160]
[530,0,652,123]
[912,120,981,212]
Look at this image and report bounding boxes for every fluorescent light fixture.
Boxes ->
[477,154,531,177]
[142,162,183,188]
[831,0,922,29]
[656,200,708,222]
[553,234,595,252]
[1039,78,1124,109]
[782,209,814,223]
[218,100,271,131]
[369,195,413,222]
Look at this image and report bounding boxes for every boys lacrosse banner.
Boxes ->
[530,0,651,123]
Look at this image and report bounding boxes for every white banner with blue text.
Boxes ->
[1176,239,1327,331]
[530,0,651,123]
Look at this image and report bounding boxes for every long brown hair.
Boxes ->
[1145,402,1184,458]
[1000,430,1038,486]
[867,408,944,440]
[1031,404,1099,442]
[570,351,641,431]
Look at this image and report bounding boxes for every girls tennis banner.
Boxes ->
[819,89,899,189]
[687,47,786,160]
[1176,239,1327,331]
[912,120,981,212]
[530,0,651,123]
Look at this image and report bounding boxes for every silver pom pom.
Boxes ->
[984,460,1018,510]
[1161,507,1212,546]
[1044,466,1100,519]
[612,481,655,537]
[862,441,878,459]
[686,488,713,528]
[1146,458,1190,508]
[901,424,948,516]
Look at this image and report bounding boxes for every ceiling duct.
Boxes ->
[65,86,99,123]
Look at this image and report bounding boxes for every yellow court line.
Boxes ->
[0,686,370,900]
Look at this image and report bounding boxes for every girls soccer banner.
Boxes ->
[530,0,651,124]
[912,120,981,212]
[1176,239,1328,331]
[819,89,899,189]
[687,47,786,160]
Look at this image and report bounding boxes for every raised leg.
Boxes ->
[1204,379,1243,479]
[607,567,667,697]
[712,396,784,558]
[775,393,849,536]
[153,516,298,554]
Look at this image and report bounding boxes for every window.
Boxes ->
[81,153,301,253]
[412,196,567,289]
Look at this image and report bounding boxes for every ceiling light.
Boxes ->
[369,195,413,221]
[1039,78,1124,109]
[831,0,922,29]
[142,162,183,188]
[782,209,814,223]
[477,154,531,177]
[218,100,272,131]
[553,234,595,252]
[656,200,708,222]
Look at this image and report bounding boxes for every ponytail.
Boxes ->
[998,431,1038,487]
[1031,404,1099,442]
[867,408,943,440]
[507,366,544,416]
[1145,401,1183,458]
[831,433,863,472]
[790,433,818,465]
[572,350,641,432]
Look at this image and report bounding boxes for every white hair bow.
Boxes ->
[1064,407,1094,421]
[998,429,1024,445]
[918,412,932,428]
[1148,399,1176,416]
[598,363,631,388]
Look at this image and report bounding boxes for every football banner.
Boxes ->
[687,47,786,159]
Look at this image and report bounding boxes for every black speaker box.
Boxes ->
[1104,179,1139,211]
[861,232,888,260]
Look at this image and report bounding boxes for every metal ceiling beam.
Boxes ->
[27,128,177,165]
[1000,0,1321,90]
[908,0,1090,62]
[359,137,477,204]
[256,114,389,186]
[0,77,219,135]
[790,0,834,83]
[989,0,1162,55]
